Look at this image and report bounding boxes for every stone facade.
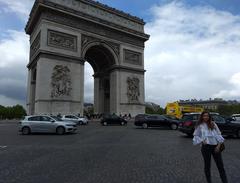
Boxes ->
[26,0,149,116]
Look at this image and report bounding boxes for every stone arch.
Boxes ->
[82,41,119,68]
[82,41,118,114]
[25,0,149,116]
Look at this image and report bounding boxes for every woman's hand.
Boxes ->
[215,144,221,153]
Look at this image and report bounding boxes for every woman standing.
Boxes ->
[193,111,228,183]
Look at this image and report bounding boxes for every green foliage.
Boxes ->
[84,106,94,116]
[0,105,26,120]
[145,106,165,115]
[217,104,240,116]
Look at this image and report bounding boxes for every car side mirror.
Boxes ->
[51,120,55,123]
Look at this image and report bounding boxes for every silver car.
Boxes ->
[19,115,77,135]
[61,115,88,125]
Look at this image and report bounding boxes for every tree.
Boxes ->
[217,104,240,116]
[0,105,26,120]
[12,105,27,119]
[145,105,165,115]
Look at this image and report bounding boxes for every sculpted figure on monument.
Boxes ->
[127,77,140,103]
[51,65,72,98]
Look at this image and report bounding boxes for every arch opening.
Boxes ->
[83,44,116,114]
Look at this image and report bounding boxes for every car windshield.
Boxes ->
[70,116,78,119]
[51,116,63,121]
[163,115,177,120]
[181,115,193,121]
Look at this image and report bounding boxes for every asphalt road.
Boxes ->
[0,122,239,183]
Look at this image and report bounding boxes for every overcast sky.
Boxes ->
[0,0,240,108]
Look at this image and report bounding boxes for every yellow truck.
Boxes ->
[166,102,204,119]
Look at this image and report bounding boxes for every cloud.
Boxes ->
[145,2,240,107]
[0,30,95,105]
[214,72,240,99]
[1,1,240,109]
[0,0,34,21]
[0,30,29,105]
[0,95,25,107]
[84,63,94,103]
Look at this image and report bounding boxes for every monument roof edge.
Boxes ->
[80,0,145,24]
[25,0,41,34]
[25,0,147,34]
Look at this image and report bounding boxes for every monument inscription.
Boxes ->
[124,49,142,65]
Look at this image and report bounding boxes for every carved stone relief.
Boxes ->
[51,65,72,98]
[124,49,142,65]
[30,32,40,57]
[47,30,77,51]
[127,77,140,103]
[82,34,120,56]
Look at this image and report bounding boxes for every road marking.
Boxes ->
[0,146,7,149]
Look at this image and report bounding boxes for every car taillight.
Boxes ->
[184,121,193,126]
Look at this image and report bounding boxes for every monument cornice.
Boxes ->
[27,50,84,69]
[109,65,146,74]
[76,0,145,24]
[25,0,150,41]
[29,11,147,47]
[35,99,82,103]
[120,103,145,106]
[92,66,145,78]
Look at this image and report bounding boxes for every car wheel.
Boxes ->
[22,127,31,135]
[142,123,148,129]
[103,122,107,126]
[171,123,178,130]
[120,121,125,126]
[79,121,83,125]
[56,126,65,135]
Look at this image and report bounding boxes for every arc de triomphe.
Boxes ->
[26,0,149,116]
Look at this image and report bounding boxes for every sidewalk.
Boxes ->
[0,119,19,124]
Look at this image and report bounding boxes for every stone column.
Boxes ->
[110,70,120,115]
[26,70,32,115]
[94,77,100,114]
[27,69,37,115]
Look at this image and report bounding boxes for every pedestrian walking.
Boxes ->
[193,111,228,183]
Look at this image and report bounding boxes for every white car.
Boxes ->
[232,114,240,121]
[19,115,77,135]
[77,116,88,125]
[61,115,88,125]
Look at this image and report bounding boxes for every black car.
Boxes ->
[178,113,240,137]
[101,114,127,126]
[134,114,179,130]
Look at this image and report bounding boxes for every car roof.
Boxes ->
[25,115,51,117]
[232,114,240,116]
[183,112,219,115]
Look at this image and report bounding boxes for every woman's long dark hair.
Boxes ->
[196,111,215,130]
